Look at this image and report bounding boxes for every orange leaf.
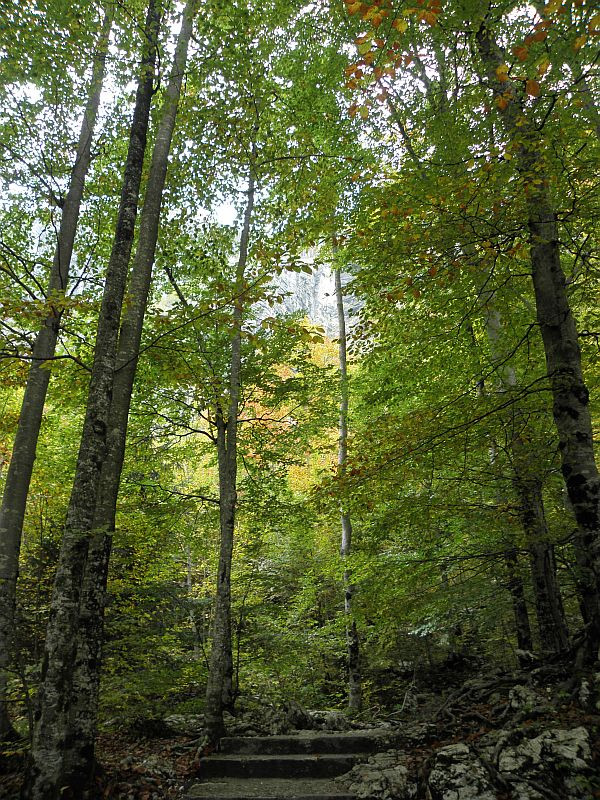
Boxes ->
[496,95,509,110]
[530,30,548,42]
[512,45,529,61]
[421,10,437,25]
[526,79,541,97]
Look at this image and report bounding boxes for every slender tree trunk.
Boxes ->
[204,173,255,745]
[513,477,570,654]
[20,3,197,796]
[470,325,535,656]
[186,546,201,660]
[477,21,600,655]
[335,268,362,713]
[484,305,569,655]
[503,548,534,657]
[0,10,112,743]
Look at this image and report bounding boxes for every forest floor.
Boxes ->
[2,657,600,799]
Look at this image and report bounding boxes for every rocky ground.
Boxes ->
[337,665,600,799]
[1,660,599,799]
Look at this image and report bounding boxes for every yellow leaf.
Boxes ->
[537,57,551,76]
[574,34,587,51]
[543,0,562,14]
[392,18,408,33]
[496,63,510,82]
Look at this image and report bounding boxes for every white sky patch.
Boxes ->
[215,201,237,225]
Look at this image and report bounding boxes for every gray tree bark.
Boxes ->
[334,268,361,712]
[0,9,112,742]
[204,173,255,745]
[503,548,534,657]
[477,21,600,655]
[484,306,569,655]
[60,1,161,789]
[20,2,197,796]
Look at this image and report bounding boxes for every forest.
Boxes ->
[0,0,599,798]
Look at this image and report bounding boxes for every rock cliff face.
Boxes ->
[275,266,337,334]
[272,266,355,336]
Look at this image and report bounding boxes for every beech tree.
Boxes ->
[334,266,362,711]
[0,8,112,742]
[337,0,599,657]
[21,1,196,796]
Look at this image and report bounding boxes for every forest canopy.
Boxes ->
[0,0,599,797]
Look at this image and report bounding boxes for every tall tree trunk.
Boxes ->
[471,322,536,659]
[0,10,112,743]
[503,548,534,657]
[477,21,600,655]
[484,306,569,654]
[186,546,202,661]
[513,460,569,654]
[204,173,255,745]
[334,268,361,712]
[61,1,160,789]
[20,2,196,796]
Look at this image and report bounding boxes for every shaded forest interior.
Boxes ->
[0,0,599,798]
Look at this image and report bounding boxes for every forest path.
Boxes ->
[183,730,389,799]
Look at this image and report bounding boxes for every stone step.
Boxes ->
[219,732,388,756]
[198,753,362,779]
[183,777,356,800]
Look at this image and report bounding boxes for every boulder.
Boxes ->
[337,750,416,800]
[427,743,496,800]
[306,710,353,731]
[498,726,592,799]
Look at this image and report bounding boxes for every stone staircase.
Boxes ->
[184,730,388,799]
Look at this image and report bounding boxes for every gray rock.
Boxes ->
[498,726,591,775]
[427,743,496,800]
[337,749,416,800]
[140,754,173,776]
[508,685,540,711]
[307,710,353,731]
[163,713,205,736]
